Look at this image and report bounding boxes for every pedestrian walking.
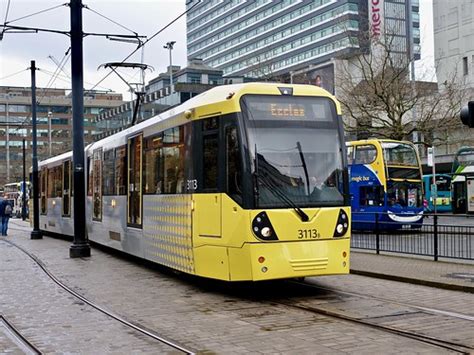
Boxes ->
[0,194,12,236]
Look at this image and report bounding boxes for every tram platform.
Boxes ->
[350,250,474,293]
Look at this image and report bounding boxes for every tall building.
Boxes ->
[186,0,420,83]
[433,0,474,88]
[0,86,123,186]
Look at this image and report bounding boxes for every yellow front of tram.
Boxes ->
[189,83,351,281]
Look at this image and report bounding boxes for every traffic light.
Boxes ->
[460,101,474,127]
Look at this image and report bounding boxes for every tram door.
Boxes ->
[40,167,47,215]
[92,149,102,221]
[127,135,142,227]
[62,160,71,217]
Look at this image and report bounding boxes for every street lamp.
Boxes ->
[163,41,176,94]
[47,111,52,157]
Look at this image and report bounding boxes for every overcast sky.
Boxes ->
[0,0,188,99]
[0,0,435,99]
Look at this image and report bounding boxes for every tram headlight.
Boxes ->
[252,212,278,241]
[333,209,349,238]
[261,227,272,238]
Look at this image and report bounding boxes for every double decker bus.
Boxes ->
[347,139,424,230]
[451,147,474,213]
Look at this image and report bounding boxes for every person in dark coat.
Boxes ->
[0,194,12,236]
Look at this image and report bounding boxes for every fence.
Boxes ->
[351,212,474,261]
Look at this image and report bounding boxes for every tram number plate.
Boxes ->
[297,229,320,239]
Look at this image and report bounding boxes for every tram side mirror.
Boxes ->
[460,101,474,127]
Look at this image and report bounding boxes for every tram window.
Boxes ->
[203,134,218,190]
[103,150,115,195]
[87,156,93,196]
[226,126,242,202]
[163,127,185,194]
[47,166,63,198]
[115,146,127,195]
[359,186,384,206]
[204,117,219,131]
[143,134,164,194]
[355,145,377,164]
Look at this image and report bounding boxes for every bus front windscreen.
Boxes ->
[241,95,345,208]
[382,142,419,167]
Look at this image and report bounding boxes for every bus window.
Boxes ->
[387,181,422,208]
[354,145,377,164]
[346,146,354,164]
[359,186,384,206]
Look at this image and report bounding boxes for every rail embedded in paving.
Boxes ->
[351,212,474,261]
[2,238,196,355]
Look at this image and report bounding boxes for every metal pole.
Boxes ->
[164,41,175,94]
[30,60,42,239]
[433,214,438,261]
[48,111,52,157]
[432,146,437,215]
[6,100,9,182]
[22,138,27,221]
[69,0,90,258]
[169,46,173,93]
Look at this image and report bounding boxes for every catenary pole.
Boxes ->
[22,138,27,221]
[30,60,42,239]
[69,0,90,258]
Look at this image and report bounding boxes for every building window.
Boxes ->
[463,57,469,76]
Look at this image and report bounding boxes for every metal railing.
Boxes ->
[351,212,474,261]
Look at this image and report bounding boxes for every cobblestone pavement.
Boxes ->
[1,219,473,354]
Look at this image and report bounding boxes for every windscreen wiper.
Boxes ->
[257,168,309,222]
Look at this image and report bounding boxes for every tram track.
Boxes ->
[271,279,474,354]
[291,279,474,322]
[0,315,42,354]
[273,299,474,354]
[2,238,197,355]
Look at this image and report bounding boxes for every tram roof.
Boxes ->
[39,83,340,164]
[87,82,340,150]
[38,151,72,167]
[346,139,416,147]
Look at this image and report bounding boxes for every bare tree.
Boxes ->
[336,28,467,142]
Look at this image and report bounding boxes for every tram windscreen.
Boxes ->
[382,142,419,167]
[241,95,345,208]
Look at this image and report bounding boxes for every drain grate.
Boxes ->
[0,316,41,354]
[445,273,474,282]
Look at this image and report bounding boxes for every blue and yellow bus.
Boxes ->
[422,174,452,213]
[347,139,424,230]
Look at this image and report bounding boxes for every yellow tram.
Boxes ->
[39,83,350,281]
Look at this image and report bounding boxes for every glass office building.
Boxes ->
[186,0,420,79]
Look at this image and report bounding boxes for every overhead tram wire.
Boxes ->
[0,68,28,81]
[4,3,68,25]
[88,0,202,92]
[39,68,113,92]
[12,47,71,132]
[1,0,11,38]
[83,5,138,37]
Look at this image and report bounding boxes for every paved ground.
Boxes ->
[351,250,474,292]
[1,219,474,354]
